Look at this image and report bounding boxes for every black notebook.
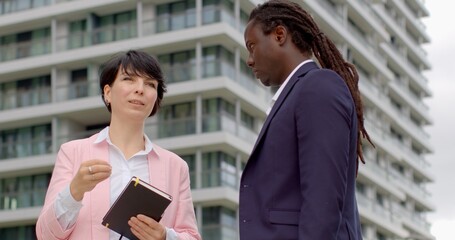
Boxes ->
[102,176,172,239]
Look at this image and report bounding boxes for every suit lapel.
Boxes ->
[249,62,319,158]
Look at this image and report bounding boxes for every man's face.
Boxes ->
[244,21,284,87]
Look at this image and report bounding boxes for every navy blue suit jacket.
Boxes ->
[239,62,363,239]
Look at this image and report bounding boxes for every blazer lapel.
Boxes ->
[147,147,167,192]
[249,62,319,157]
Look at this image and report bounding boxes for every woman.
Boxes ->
[36,50,201,240]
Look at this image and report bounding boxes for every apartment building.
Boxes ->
[0,0,433,239]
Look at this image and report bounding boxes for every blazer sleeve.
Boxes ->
[171,158,202,240]
[36,143,79,240]
[294,70,355,239]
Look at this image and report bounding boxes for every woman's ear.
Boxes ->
[103,84,111,103]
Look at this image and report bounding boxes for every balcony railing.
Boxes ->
[0,37,51,62]
[56,21,137,51]
[0,136,52,160]
[161,62,197,84]
[389,169,430,199]
[0,86,51,111]
[201,168,237,189]
[202,224,237,240]
[55,80,100,101]
[0,0,52,15]
[356,193,400,224]
[57,113,257,149]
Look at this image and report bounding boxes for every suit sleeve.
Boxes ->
[36,143,79,240]
[295,70,354,239]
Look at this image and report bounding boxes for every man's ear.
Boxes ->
[274,25,287,45]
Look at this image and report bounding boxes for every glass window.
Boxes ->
[93,10,137,44]
[0,225,36,240]
[69,68,88,99]
[202,0,235,26]
[240,110,254,130]
[158,50,196,83]
[202,206,237,240]
[156,0,196,33]
[69,19,87,49]
[0,34,16,61]
[202,151,236,188]
[181,154,196,189]
[158,102,196,137]
[0,75,51,110]
[31,27,51,56]
[202,98,235,133]
[202,46,235,79]
[0,174,50,210]
[0,124,51,160]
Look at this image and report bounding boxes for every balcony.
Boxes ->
[0,136,52,160]
[0,0,52,16]
[0,86,51,111]
[56,21,137,52]
[0,37,51,62]
[55,79,100,101]
[389,78,431,122]
[364,118,432,181]
[202,224,237,240]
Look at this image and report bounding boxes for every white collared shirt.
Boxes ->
[54,127,177,240]
[266,59,314,115]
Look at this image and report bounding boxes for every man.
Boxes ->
[239,0,373,239]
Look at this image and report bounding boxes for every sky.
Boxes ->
[422,1,455,240]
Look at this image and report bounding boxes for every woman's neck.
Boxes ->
[108,118,146,160]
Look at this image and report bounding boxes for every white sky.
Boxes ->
[422,1,455,239]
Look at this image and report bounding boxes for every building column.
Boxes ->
[196,0,202,27]
[235,99,241,136]
[196,41,202,81]
[196,149,202,189]
[196,94,202,134]
[136,1,143,38]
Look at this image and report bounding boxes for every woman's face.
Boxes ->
[103,67,158,122]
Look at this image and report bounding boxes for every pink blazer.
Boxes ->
[36,134,201,240]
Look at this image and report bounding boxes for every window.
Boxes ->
[93,10,137,44]
[202,98,235,133]
[202,206,237,240]
[202,46,235,79]
[0,27,50,61]
[156,0,196,32]
[0,75,51,110]
[0,124,51,160]
[69,68,88,99]
[159,102,196,137]
[180,154,196,189]
[202,0,235,27]
[0,173,51,210]
[0,225,36,240]
[201,151,236,188]
[158,50,196,83]
[69,20,87,49]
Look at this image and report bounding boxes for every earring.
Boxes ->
[105,101,110,107]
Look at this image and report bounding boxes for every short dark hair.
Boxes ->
[99,50,167,117]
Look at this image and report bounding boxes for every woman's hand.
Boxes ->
[129,214,166,240]
[69,159,112,201]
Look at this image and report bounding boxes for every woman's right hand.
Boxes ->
[70,159,112,201]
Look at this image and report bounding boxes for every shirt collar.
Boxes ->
[270,59,314,103]
[94,127,156,156]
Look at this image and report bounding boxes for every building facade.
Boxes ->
[0,0,433,239]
